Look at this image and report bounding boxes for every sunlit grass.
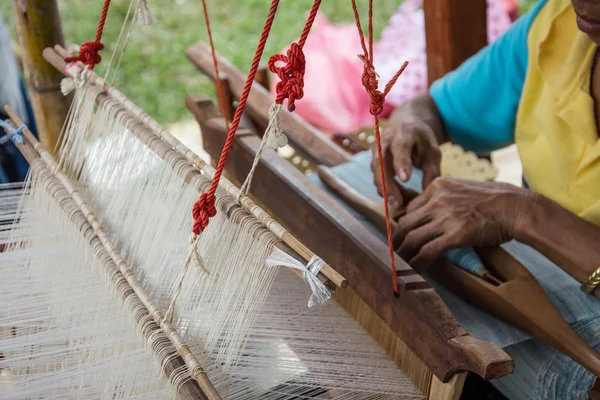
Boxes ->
[1,0,538,124]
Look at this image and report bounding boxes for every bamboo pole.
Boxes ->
[43,45,347,289]
[11,0,71,154]
[6,106,221,400]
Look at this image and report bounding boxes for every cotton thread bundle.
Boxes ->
[55,89,282,393]
[47,51,345,290]
[4,109,219,398]
[0,167,187,399]
[47,89,419,399]
[0,167,423,400]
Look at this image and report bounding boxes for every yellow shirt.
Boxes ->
[517,0,600,224]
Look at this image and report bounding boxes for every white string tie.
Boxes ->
[266,247,332,307]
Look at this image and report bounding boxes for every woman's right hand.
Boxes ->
[371,93,445,208]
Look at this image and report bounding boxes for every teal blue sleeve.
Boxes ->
[429,0,547,154]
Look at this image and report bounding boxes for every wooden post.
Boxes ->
[423,0,487,85]
[255,65,270,90]
[12,0,71,154]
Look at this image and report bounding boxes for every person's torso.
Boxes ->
[516,0,600,225]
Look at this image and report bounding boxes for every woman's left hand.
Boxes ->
[394,177,532,270]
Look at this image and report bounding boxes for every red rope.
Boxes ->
[192,0,282,235]
[268,0,322,112]
[64,0,112,69]
[351,0,408,295]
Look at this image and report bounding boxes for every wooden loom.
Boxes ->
[184,2,600,399]
[2,42,435,398]
[4,1,510,398]
[3,0,492,394]
[6,0,598,399]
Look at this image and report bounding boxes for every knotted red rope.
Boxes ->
[192,193,217,234]
[351,0,409,295]
[64,0,112,69]
[192,0,282,234]
[268,0,321,112]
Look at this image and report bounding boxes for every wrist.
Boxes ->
[512,190,545,243]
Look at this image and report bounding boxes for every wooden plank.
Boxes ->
[187,95,513,383]
[186,41,351,167]
[428,372,468,400]
[423,0,487,85]
[12,0,71,154]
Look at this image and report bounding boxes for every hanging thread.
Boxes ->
[137,0,157,26]
[64,0,112,70]
[351,0,408,295]
[192,0,282,235]
[238,103,287,198]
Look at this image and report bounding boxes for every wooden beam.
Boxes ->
[186,42,351,167]
[12,0,71,154]
[423,0,487,85]
[187,94,513,383]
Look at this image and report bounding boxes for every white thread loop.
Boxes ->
[137,0,157,26]
[266,247,332,307]
[61,63,87,96]
[265,103,288,150]
[238,103,287,199]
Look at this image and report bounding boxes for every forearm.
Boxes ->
[390,93,449,145]
[515,193,600,285]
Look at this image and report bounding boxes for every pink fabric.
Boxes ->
[270,13,374,134]
[270,0,514,134]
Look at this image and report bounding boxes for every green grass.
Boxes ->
[1,0,538,125]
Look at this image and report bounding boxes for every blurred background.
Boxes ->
[0,0,537,127]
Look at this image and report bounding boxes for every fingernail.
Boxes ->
[398,168,409,182]
[388,196,399,208]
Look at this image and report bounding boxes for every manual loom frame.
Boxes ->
[184,1,512,399]
[184,1,600,399]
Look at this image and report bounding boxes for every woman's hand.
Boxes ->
[370,94,447,208]
[394,177,533,270]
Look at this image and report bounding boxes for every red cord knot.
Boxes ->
[192,193,216,235]
[268,42,306,112]
[361,65,385,116]
[64,41,104,70]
